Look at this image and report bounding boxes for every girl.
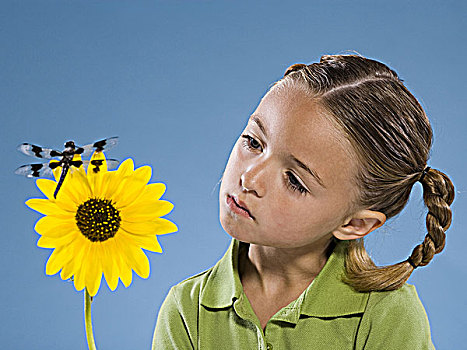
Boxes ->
[152,54,454,349]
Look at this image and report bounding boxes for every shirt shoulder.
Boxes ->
[170,238,240,307]
[356,283,435,350]
[170,266,215,305]
[152,266,218,350]
[367,283,425,314]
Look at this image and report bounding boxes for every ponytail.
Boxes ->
[409,168,454,266]
[343,168,455,292]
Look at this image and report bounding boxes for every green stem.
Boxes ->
[84,288,97,350]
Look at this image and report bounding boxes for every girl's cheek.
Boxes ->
[224,147,242,176]
[267,200,291,228]
[235,143,248,161]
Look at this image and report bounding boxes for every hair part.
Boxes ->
[276,55,455,292]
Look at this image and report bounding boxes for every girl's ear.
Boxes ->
[332,210,386,241]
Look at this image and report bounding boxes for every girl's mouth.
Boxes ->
[226,195,254,220]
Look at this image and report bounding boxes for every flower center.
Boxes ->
[75,198,121,242]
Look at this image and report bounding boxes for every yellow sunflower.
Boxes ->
[25,152,177,296]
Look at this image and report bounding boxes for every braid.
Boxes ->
[408,168,455,268]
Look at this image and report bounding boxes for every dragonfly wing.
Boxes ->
[14,163,54,178]
[66,157,85,176]
[17,143,62,159]
[82,158,119,174]
[94,136,119,152]
[79,136,119,157]
[106,159,120,170]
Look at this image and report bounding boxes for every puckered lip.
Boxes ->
[227,194,255,220]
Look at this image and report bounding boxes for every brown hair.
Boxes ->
[274,54,455,292]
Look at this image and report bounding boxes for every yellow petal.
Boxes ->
[114,166,152,208]
[85,245,103,296]
[99,171,117,199]
[106,238,124,289]
[50,154,84,183]
[118,259,133,288]
[90,151,109,173]
[118,234,150,279]
[117,158,134,177]
[87,152,108,194]
[55,169,90,206]
[120,221,155,235]
[26,198,74,217]
[101,240,119,291]
[121,200,174,222]
[37,236,56,249]
[130,248,150,279]
[113,236,133,287]
[101,158,134,199]
[51,160,62,182]
[45,243,76,275]
[102,158,134,201]
[37,231,77,248]
[120,230,162,253]
[36,179,58,200]
[45,249,64,275]
[73,265,86,292]
[153,218,178,235]
[121,218,178,236]
[68,168,92,202]
[68,237,88,280]
[36,175,80,211]
[59,242,78,265]
[73,241,92,292]
[54,187,81,212]
[34,216,76,238]
[136,183,166,202]
[60,260,75,280]
[67,154,87,178]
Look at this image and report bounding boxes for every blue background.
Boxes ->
[1,1,466,349]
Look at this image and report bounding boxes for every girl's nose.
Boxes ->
[240,162,267,197]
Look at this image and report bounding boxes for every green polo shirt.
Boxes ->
[152,238,434,349]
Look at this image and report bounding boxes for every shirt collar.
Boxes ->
[200,238,369,318]
[200,238,244,309]
[299,239,369,317]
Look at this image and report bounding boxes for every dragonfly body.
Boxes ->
[16,137,119,198]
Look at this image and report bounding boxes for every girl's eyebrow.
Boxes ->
[291,154,326,188]
[250,114,269,138]
[249,114,326,188]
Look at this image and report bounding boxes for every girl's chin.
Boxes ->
[220,223,256,244]
[224,229,276,247]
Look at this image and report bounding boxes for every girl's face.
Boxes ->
[219,85,360,249]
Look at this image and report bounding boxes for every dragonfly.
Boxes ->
[15,136,119,198]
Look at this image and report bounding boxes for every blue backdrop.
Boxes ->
[1,1,466,349]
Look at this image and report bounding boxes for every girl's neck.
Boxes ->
[239,236,336,294]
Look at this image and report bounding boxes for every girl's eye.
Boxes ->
[241,134,262,151]
[241,134,308,196]
[286,171,308,195]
